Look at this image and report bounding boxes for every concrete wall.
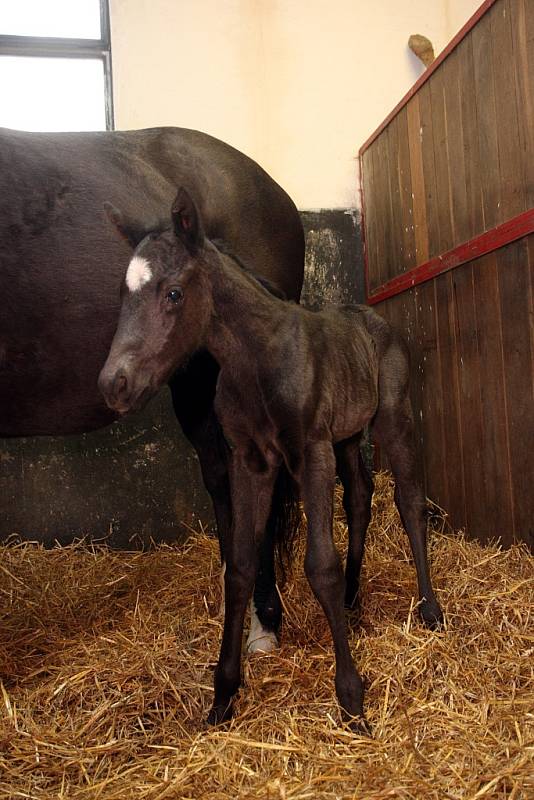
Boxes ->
[110,0,482,209]
[0,391,211,546]
[110,0,261,161]
[445,0,482,38]
[300,209,364,309]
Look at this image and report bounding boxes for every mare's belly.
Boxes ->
[0,329,118,437]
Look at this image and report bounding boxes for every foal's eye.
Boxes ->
[166,287,183,304]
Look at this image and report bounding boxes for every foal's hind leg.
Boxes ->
[302,441,367,730]
[372,396,443,628]
[335,435,373,615]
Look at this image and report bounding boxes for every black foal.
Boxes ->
[99,188,444,730]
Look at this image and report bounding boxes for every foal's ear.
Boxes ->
[104,202,155,249]
[171,188,204,255]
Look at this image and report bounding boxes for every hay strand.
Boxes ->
[0,472,532,799]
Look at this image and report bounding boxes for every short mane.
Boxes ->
[211,238,288,300]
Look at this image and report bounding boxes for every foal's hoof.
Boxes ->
[346,715,372,736]
[207,702,234,727]
[344,596,360,612]
[344,590,362,617]
[344,600,362,625]
[419,598,444,629]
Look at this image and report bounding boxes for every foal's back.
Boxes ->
[288,303,397,444]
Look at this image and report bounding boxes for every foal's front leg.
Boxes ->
[208,455,276,725]
[302,441,367,730]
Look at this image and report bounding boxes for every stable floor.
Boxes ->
[0,474,532,799]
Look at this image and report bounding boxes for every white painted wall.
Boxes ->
[445,0,482,37]
[110,0,262,158]
[110,0,483,209]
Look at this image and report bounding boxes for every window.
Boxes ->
[0,0,113,131]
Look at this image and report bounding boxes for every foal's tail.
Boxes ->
[270,464,302,580]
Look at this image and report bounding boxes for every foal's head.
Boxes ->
[98,188,213,414]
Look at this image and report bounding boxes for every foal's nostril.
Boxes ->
[115,373,128,399]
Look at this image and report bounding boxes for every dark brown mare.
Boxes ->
[0,126,304,650]
[99,188,444,730]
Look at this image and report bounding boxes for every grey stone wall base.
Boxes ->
[301,209,364,309]
[0,389,212,548]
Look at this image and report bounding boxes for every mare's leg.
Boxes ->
[335,435,374,614]
[168,353,280,642]
[249,465,297,652]
[302,441,367,729]
[372,389,443,628]
[248,530,280,652]
[208,457,277,725]
[169,353,231,559]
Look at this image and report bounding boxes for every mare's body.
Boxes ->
[99,190,443,729]
[0,128,305,644]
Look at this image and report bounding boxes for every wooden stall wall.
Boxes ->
[360,0,534,548]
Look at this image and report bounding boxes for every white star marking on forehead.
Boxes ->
[125,255,152,292]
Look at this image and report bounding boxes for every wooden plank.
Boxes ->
[402,287,426,490]
[361,146,379,293]
[396,106,416,272]
[510,0,534,210]
[471,4,501,231]
[457,33,484,239]
[368,208,534,305]
[435,272,467,531]
[384,116,404,282]
[491,0,526,219]
[472,252,515,545]
[407,95,429,266]
[528,236,534,402]
[418,82,440,261]
[443,48,470,245]
[360,0,534,551]
[371,139,388,291]
[452,264,490,539]
[375,131,396,288]
[498,239,534,549]
[429,59,454,255]
[414,280,447,510]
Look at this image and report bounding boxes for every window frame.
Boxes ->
[0,0,114,130]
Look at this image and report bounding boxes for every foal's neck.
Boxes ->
[203,248,289,372]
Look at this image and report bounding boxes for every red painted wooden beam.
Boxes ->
[366,209,534,305]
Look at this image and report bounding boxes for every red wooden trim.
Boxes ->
[367,209,534,305]
[358,0,497,156]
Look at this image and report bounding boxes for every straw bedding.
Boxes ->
[0,472,532,799]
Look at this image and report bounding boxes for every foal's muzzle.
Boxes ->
[97,362,151,415]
